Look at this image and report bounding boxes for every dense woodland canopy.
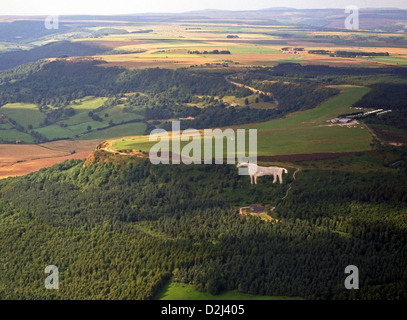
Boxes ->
[0,150,406,300]
[353,83,407,131]
[0,60,238,106]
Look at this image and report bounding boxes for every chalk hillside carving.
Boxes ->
[237,162,288,185]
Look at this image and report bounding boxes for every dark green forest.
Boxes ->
[353,83,407,132]
[0,60,240,105]
[0,150,406,300]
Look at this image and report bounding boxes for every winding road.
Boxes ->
[225,75,279,107]
[282,167,301,200]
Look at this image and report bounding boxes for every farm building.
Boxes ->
[330,118,353,124]
[338,118,353,124]
[249,205,265,214]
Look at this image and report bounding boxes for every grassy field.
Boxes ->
[0,129,35,143]
[78,122,146,140]
[221,94,276,109]
[0,103,46,129]
[0,96,145,142]
[245,85,372,155]
[0,123,12,130]
[94,104,144,124]
[57,97,108,127]
[370,56,407,66]
[155,282,303,300]
[110,85,373,157]
[34,125,77,140]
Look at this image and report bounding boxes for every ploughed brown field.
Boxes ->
[0,139,103,179]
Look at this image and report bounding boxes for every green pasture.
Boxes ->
[155,282,303,300]
[0,123,12,130]
[59,97,108,126]
[96,104,144,124]
[78,122,146,140]
[221,94,276,109]
[0,129,35,143]
[0,103,46,129]
[0,96,147,142]
[33,125,75,140]
[370,56,407,66]
[243,85,372,155]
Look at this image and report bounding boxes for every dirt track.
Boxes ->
[225,75,279,106]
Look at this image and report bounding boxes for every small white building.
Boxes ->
[338,118,353,124]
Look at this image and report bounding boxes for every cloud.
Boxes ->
[3,0,407,15]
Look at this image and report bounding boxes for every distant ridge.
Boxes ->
[0,41,108,70]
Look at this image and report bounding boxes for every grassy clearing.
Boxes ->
[0,123,12,130]
[155,282,303,300]
[112,134,152,151]
[71,96,107,111]
[370,56,407,66]
[0,129,35,143]
[59,97,108,126]
[240,207,275,222]
[95,104,144,124]
[67,121,107,135]
[34,125,75,140]
[221,94,276,109]
[0,96,146,142]
[0,97,112,142]
[78,122,146,140]
[0,103,46,129]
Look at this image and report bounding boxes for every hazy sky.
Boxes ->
[2,0,407,15]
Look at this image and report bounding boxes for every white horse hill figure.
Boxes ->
[237,162,288,185]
